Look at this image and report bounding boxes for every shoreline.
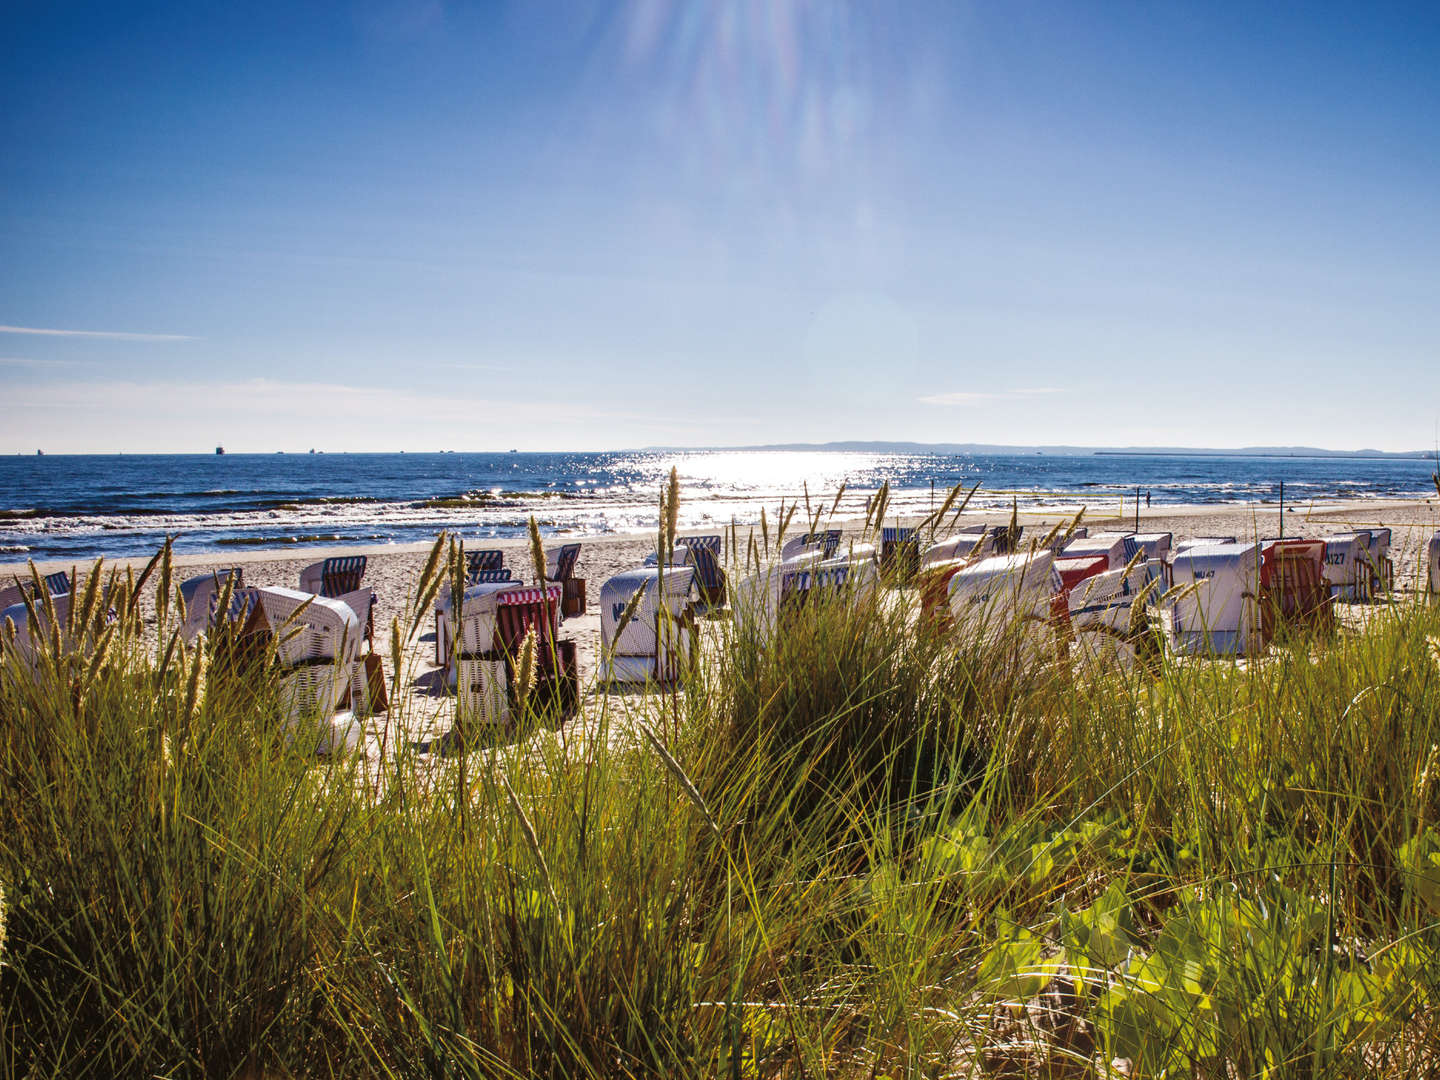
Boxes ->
[4,494,1437,579]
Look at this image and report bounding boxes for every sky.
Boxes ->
[3,1,1439,453]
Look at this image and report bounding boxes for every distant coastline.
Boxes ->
[641,441,1436,461]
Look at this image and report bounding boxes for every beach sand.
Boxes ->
[6,496,1438,755]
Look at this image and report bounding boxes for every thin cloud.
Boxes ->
[0,324,194,342]
[0,356,84,368]
[918,387,1064,406]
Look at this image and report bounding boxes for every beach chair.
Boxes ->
[449,583,574,723]
[1321,532,1371,602]
[178,567,244,641]
[677,535,726,606]
[1259,539,1332,640]
[0,592,76,674]
[1168,542,1263,657]
[921,525,987,569]
[880,526,920,578]
[298,555,367,596]
[780,530,842,563]
[946,551,1058,656]
[464,548,505,582]
[0,569,74,615]
[1430,532,1440,595]
[985,525,1022,556]
[1060,533,1131,569]
[542,542,583,620]
[251,586,371,751]
[1122,532,1173,565]
[599,567,697,684]
[778,564,872,617]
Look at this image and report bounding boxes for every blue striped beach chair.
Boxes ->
[801,530,843,559]
[678,535,726,606]
[464,548,505,582]
[881,526,919,578]
[318,555,367,597]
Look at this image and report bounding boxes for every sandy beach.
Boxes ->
[6,495,1438,753]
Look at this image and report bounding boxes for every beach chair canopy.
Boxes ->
[1173,536,1237,556]
[436,579,515,663]
[178,567,244,641]
[1123,532,1173,564]
[1169,541,1262,656]
[1060,533,1130,569]
[253,586,362,666]
[1,593,74,670]
[922,531,986,569]
[947,550,1057,631]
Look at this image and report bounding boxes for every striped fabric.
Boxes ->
[780,565,850,610]
[494,584,563,657]
[548,543,581,583]
[1121,536,1143,564]
[678,535,722,554]
[802,530,843,558]
[43,571,71,595]
[465,549,505,581]
[469,568,514,583]
[678,537,725,604]
[320,555,366,597]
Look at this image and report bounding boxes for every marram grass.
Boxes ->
[1,532,1439,1078]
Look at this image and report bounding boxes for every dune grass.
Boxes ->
[2,503,1440,1077]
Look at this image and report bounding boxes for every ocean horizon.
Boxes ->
[2,448,1435,562]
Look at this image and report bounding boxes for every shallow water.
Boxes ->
[1,449,1433,560]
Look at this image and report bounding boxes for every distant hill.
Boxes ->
[640,440,1434,460]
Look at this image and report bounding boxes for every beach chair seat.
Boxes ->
[492,584,575,720]
[1364,528,1393,595]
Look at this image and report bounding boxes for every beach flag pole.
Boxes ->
[1134,487,1140,533]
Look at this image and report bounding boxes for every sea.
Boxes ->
[1,450,1435,562]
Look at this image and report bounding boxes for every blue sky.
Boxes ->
[4,1,1438,453]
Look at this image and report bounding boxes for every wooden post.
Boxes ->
[1279,480,1284,539]
[1134,487,1141,533]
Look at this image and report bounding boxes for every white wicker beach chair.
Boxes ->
[598,567,697,684]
